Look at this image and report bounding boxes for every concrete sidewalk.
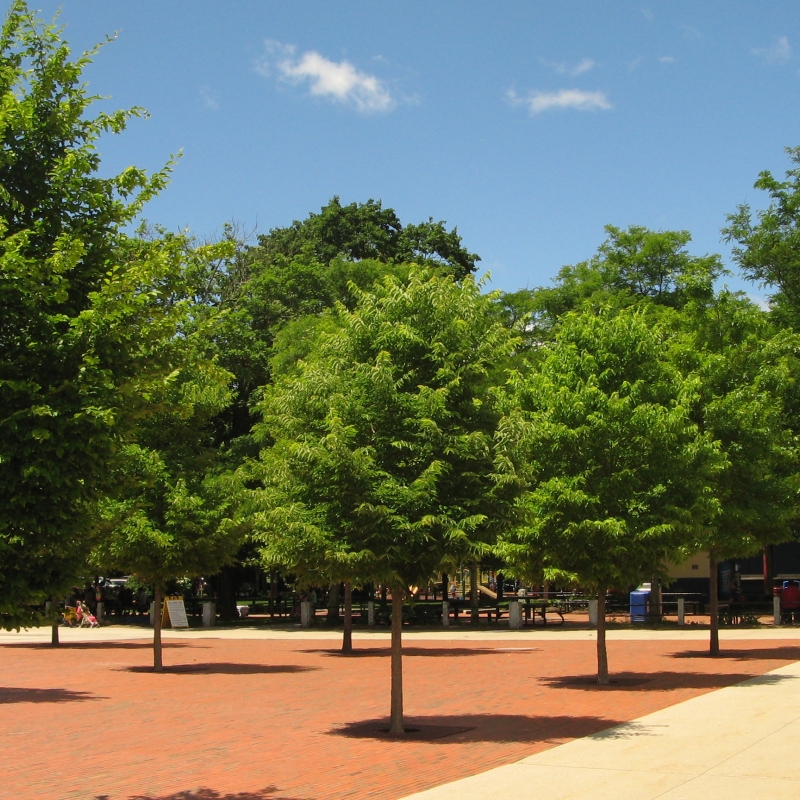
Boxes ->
[403,659,800,800]
[3,623,800,643]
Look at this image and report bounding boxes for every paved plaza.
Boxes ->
[1,625,799,800]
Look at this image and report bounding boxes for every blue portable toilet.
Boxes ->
[630,589,650,623]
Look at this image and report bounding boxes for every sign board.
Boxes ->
[161,596,189,629]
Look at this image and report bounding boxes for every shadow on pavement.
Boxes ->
[330,712,625,744]
[119,663,318,675]
[0,686,103,704]
[541,671,791,690]
[111,788,307,800]
[669,646,800,662]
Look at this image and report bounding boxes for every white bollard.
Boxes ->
[677,597,685,626]
[202,601,216,628]
[149,601,155,627]
[367,600,375,626]
[588,599,598,626]
[774,595,782,626]
[442,600,450,627]
[508,600,522,629]
[300,600,312,628]
[95,602,104,623]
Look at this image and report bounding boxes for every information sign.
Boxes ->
[162,596,189,629]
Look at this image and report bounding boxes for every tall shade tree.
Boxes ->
[253,270,518,733]
[512,225,725,340]
[495,309,720,683]
[668,293,800,654]
[724,145,800,327]
[0,3,193,629]
[92,358,243,671]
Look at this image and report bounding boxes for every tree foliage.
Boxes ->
[495,309,721,680]
[252,269,518,730]
[724,146,800,325]
[0,3,190,628]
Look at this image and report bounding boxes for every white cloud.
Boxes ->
[508,88,612,114]
[541,57,596,77]
[753,36,791,64]
[198,85,219,110]
[256,39,394,113]
[747,292,771,311]
[659,56,676,64]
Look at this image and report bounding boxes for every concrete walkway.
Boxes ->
[402,659,800,800]
[3,622,800,643]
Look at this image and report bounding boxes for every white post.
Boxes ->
[202,601,216,628]
[774,595,782,626]
[677,597,685,627]
[300,600,312,627]
[149,601,155,627]
[588,599,598,627]
[442,600,450,627]
[508,600,522,629]
[367,600,375,626]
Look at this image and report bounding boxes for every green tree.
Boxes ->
[724,146,800,327]
[196,200,480,454]
[92,357,243,671]
[668,292,800,654]
[0,3,190,629]
[256,197,479,280]
[253,270,517,733]
[495,309,720,682]
[511,225,724,341]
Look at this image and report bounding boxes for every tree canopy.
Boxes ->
[253,269,518,731]
[0,3,189,628]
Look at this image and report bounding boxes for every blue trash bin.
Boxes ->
[630,590,650,623]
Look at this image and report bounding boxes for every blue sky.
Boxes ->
[30,1,800,298]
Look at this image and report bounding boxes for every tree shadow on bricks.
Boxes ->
[669,646,800,662]
[540,671,787,690]
[106,788,308,800]
[331,713,625,743]
[119,663,318,675]
[0,686,103,703]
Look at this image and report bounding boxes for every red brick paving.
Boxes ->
[1,635,799,800]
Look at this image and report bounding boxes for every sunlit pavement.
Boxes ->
[1,625,799,800]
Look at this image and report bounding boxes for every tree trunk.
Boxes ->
[596,584,609,684]
[470,562,480,625]
[49,597,59,646]
[269,568,276,620]
[327,583,341,625]
[153,584,164,672]
[388,587,405,736]
[763,545,773,597]
[497,572,504,601]
[441,572,447,602]
[650,577,662,623]
[709,551,720,657]
[216,566,238,622]
[342,582,353,654]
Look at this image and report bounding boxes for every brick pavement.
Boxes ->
[1,635,799,800]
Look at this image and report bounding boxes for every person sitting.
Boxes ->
[780,580,800,624]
